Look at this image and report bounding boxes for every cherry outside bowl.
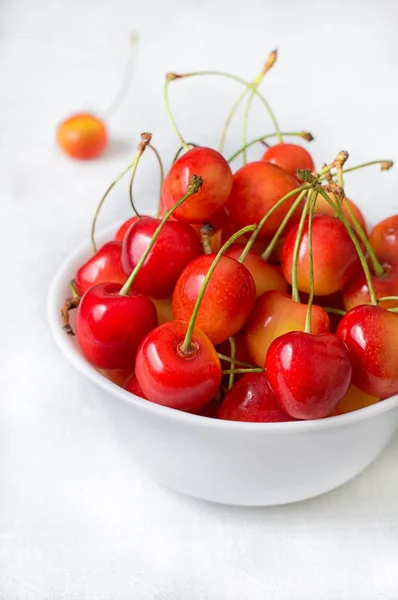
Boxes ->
[48,227,398,506]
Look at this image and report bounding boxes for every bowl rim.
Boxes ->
[47,223,398,433]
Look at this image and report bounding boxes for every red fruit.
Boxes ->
[281,214,360,295]
[219,373,294,422]
[161,147,233,223]
[74,241,126,296]
[261,143,315,180]
[225,243,288,298]
[300,291,345,333]
[266,332,352,420]
[122,216,201,299]
[57,113,108,160]
[135,320,222,411]
[172,255,256,345]
[101,369,131,387]
[76,282,157,370]
[217,331,253,383]
[337,305,398,399]
[314,193,367,233]
[226,162,299,240]
[330,385,378,416]
[343,261,398,310]
[115,216,140,242]
[369,215,398,264]
[125,373,147,398]
[245,290,330,367]
[192,398,220,418]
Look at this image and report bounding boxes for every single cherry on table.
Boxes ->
[57,113,108,160]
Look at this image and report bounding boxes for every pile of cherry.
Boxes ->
[61,58,398,423]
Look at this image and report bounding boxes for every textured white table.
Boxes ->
[1,0,398,598]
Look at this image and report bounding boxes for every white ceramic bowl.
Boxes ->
[48,227,398,506]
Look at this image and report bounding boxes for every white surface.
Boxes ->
[1,0,398,596]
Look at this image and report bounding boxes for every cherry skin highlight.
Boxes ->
[369,215,398,264]
[281,214,360,295]
[245,290,330,367]
[74,241,126,296]
[172,255,256,345]
[57,113,108,160]
[343,261,398,310]
[135,320,222,411]
[219,373,294,422]
[262,143,315,180]
[122,216,201,299]
[115,216,140,242]
[266,331,352,420]
[337,305,398,399]
[76,282,158,370]
[161,147,233,223]
[226,161,299,240]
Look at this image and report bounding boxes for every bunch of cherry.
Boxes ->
[61,54,398,422]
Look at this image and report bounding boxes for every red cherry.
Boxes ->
[172,255,256,345]
[261,143,315,180]
[122,216,201,299]
[125,373,147,398]
[266,332,352,420]
[245,290,330,367]
[226,162,299,240]
[330,385,378,416]
[343,261,398,310]
[281,214,360,295]
[101,369,131,387]
[76,282,157,370]
[225,243,288,298]
[191,398,220,418]
[369,215,398,265]
[219,373,294,422]
[135,321,222,411]
[74,241,126,296]
[161,147,233,223]
[57,113,108,160]
[314,193,367,233]
[114,216,140,242]
[337,305,398,399]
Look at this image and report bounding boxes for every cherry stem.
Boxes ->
[291,193,312,303]
[228,131,313,163]
[164,76,190,150]
[102,33,139,120]
[70,279,79,298]
[128,133,153,217]
[181,224,257,354]
[304,191,317,334]
[228,337,236,390]
[261,189,308,262]
[90,132,152,253]
[172,142,200,164]
[377,296,398,302]
[216,353,256,368]
[222,368,264,375]
[200,224,213,254]
[315,186,378,305]
[388,308,398,313]
[342,159,394,174]
[238,185,310,263]
[119,175,203,296]
[166,70,282,149]
[148,144,164,212]
[322,307,347,316]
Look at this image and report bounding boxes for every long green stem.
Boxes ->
[148,144,164,206]
[377,296,398,302]
[172,142,200,164]
[228,131,313,163]
[218,86,250,153]
[322,307,347,316]
[222,368,264,375]
[181,224,257,354]
[216,353,256,368]
[119,175,203,296]
[291,195,312,303]
[261,189,308,262]
[164,77,190,150]
[342,159,393,174]
[304,193,317,334]
[228,337,236,390]
[70,280,79,298]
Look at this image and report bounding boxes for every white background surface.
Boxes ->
[1,0,398,598]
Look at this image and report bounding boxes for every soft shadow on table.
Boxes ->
[102,138,134,159]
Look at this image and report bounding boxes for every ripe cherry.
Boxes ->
[57,113,108,160]
[115,216,140,242]
[101,369,131,387]
[74,241,126,296]
[266,331,352,419]
[161,147,233,223]
[125,373,147,398]
[281,214,360,295]
[151,297,174,325]
[219,373,294,422]
[261,143,315,180]
[122,216,201,298]
[76,282,157,370]
[369,215,398,265]
[172,254,255,345]
[330,385,378,416]
[337,305,398,399]
[313,193,367,232]
[343,261,398,310]
[226,162,299,240]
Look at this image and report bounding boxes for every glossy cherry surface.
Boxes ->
[74,241,126,296]
[57,113,108,160]
[266,332,352,420]
[281,214,360,295]
[76,282,157,370]
[122,216,201,298]
[245,290,330,367]
[226,161,299,240]
[369,215,398,264]
[343,260,398,310]
[337,305,398,399]
[313,193,367,233]
[115,216,140,242]
[135,320,222,411]
[219,373,294,422]
[125,373,147,398]
[172,255,256,345]
[261,143,315,180]
[161,147,233,223]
